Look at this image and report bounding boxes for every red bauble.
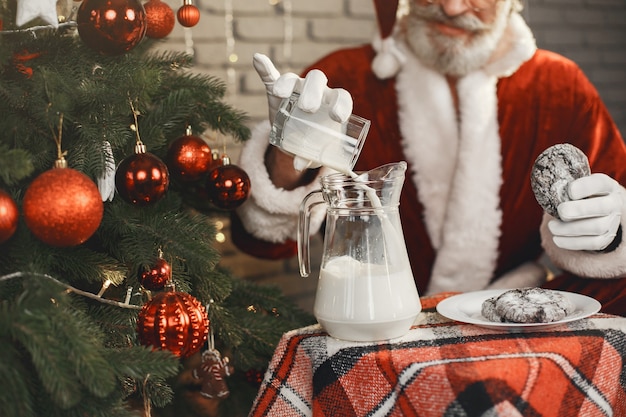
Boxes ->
[205,162,250,210]
[144,0,175,39]
[115,150,169,206]
[23,167,104,247]
[166,134,213,182]
[139,257,171,291]
[0,189,19,244]
[177,3,200,27]
[77,0,147,55]
[137,291,209,358]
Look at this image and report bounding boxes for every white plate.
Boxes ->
[436,289,601,331]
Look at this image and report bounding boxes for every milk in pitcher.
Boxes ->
[315,255,421,341]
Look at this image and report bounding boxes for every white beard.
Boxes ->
[405,1,513,77]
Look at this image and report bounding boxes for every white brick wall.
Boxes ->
[156,0,377,124]
[157,0,626,133]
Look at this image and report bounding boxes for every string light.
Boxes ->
[0,21,76,34]
[183,27,195,56]
[282,0,293,71]
[96,279,112,297]
[0,272,142,310]
[269,0,293,72]
[124,287,134,304]
[215,219,226,243]
[224,0,236,93]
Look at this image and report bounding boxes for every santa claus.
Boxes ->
[233,0,626,314]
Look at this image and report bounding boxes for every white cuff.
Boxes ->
[235,122,330,243]
[541,185,626,279]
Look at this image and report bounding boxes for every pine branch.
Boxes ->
[221,279,315,369]
[0,145,34,185]
[105,347,180,381]
[98,195,231,303]
[0,341,36,417]
[5,281,103,409]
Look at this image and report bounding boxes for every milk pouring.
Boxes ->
[298,162,421,342]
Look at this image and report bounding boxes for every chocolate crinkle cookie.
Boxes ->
[530,143,591,219]
[481,287,575,323]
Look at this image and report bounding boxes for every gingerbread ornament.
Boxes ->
[191,302,233,399]
[192,348,233,399]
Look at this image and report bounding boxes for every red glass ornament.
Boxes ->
[177,2,200,28]
[144,0,175,39]
[205,158,250,210]
[0,189,19,244]
[23,165,104,247]
[166,133,213,182]
[77,0,147,55]
[137,291,209,358]
[139,257,171,291]
[115,145,169,206]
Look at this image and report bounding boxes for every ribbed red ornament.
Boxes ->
[177,3,200,28]
[0,189,18,244]
[23,167,104,247]
[137,291,209,358]
[144,0,176,39]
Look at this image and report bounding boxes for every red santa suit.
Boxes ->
[234,12,626,314]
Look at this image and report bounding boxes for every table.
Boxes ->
[249,293,626,417]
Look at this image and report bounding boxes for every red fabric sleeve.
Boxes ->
[543,273,626,316]
[229,212,298,260]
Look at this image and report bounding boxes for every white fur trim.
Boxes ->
[236,122,330,243]
[396,54,457,251]
[541,185,626,279]
[482,13,537,78]
[372,35,406,80]
[395,13,536,295]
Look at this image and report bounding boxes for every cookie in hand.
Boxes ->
[530,143,591,219]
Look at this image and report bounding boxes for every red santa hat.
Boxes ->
[372,0,405,79]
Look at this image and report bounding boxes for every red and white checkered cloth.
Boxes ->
[249,294,626,417]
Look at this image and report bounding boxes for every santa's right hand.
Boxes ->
[252,53,353,126]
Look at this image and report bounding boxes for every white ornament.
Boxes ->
[16,0,59,28]
[98,141,116,202]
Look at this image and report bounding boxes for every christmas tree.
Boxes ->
[0,1,313,416]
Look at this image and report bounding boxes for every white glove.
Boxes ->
[252,53,353,128]
[548,173,622,251]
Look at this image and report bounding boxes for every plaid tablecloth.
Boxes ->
[249,293,626,417]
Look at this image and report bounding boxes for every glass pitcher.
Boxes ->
[298,162,421,342]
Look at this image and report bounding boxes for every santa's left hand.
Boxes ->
[548,173,622,251]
